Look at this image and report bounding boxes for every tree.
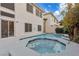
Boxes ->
[62,3,79,42]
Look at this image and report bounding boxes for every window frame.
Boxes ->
[25,23,32,32]
[9,21,14,36]
[26,3,33,13]
[1,3,15,11]
[1,20,14,38]
[36,8,42,18]
[1,11,15,18]
[38,25,41,31]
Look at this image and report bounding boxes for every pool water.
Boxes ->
[35,34,64,39]
[26,34,66,54]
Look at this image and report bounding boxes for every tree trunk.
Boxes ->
[68,27,73,41]
[73,27,77,41]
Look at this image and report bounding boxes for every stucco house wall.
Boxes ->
[43,13,58,33]
[0,3,44,39]
[15,3,44,38]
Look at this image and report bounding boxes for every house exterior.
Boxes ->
[0,3,44,39]
[0,3,58,39]
[43,12,58,33]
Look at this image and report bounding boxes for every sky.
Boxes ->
[36,3,68,21]
[37,3,60,12]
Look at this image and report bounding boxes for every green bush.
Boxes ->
[55,28,64,33]
[63,27,69,34]
[55,27,69,34]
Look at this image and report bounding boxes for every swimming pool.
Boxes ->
[33,34,64,39]
[26,34,66,55]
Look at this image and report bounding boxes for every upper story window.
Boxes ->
[36,9,39,16]
[1,11,15,18]
[1,3,15,11]
[36,9,42,18]
[27,3,33,13]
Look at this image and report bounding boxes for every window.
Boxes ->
[27,3,33,13]
[1,20,8,38]
[9,21,14,36]
[36,9,42,18]
[25,23,28,32]
[1,11,15,18]
[25,23,32,32]
[1,3,15,10]
[38,25,41,31]
[1,20,14,38]
[29,24,32,32]
[36,9,39,16]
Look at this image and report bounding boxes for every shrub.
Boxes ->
[55,28,64,33]
[63,27,69,34]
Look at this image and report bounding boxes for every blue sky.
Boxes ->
[37,3,60,12]
[36,3,67,21]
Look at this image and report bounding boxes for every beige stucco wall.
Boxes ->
[0,3,44,39]
[43,14,58,33]
[15,3,44,38]
[0,19,1,38]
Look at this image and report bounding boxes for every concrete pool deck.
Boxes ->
[0,35,79,56]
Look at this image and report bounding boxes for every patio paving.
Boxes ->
[0,35,79,56]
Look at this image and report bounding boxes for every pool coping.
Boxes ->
[20,33,69,45]
[19,33,46,40]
